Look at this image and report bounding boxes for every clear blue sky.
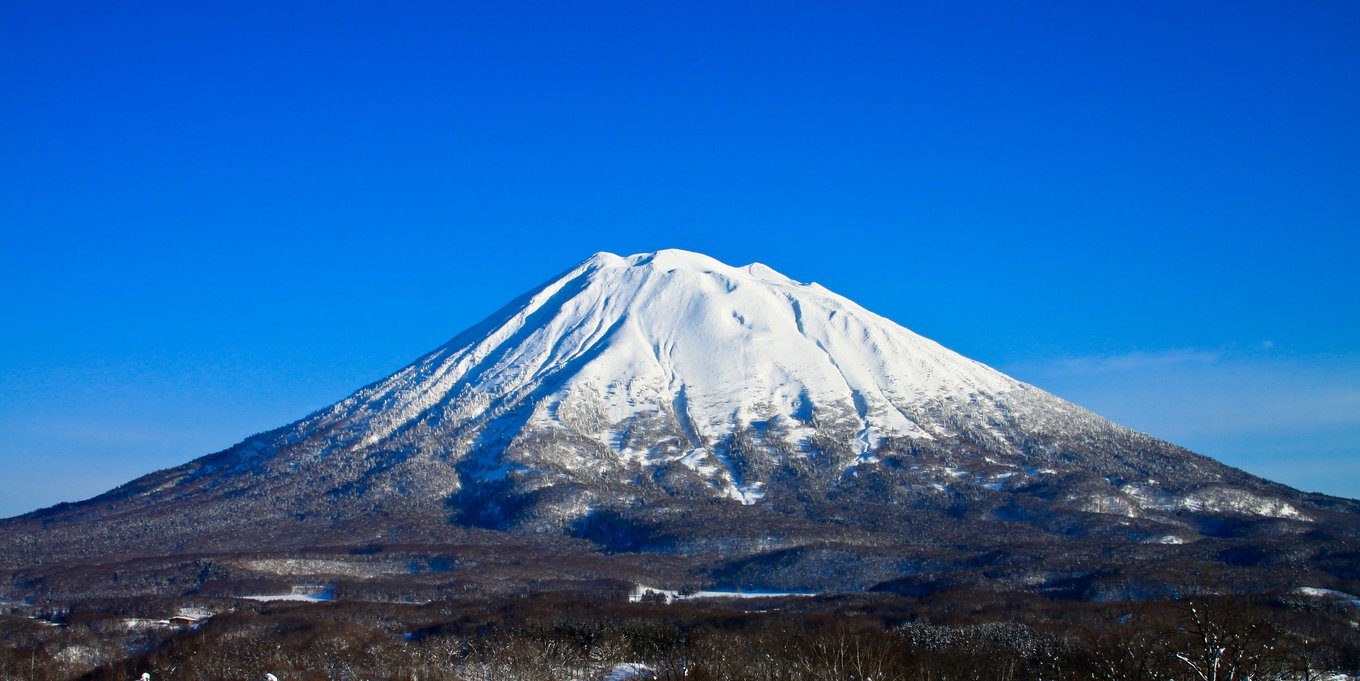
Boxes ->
[2,1,1357,517]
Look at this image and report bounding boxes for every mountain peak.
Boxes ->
[630,248,727,270]
[582,249,801,286]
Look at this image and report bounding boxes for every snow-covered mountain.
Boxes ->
[3,249,1355,601]
[248,248,1287,518]
[328,247,1017,457]
[298,248,1038,502]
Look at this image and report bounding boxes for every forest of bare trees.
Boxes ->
[2,589,1357,680]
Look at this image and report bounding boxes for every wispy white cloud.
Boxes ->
[1038,348,1222,376]
[1002,349,1360,499]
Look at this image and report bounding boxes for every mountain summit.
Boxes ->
[4,249,1355,601]
[303,248,1041,506]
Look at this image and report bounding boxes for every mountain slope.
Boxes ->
[3,249,1356,602]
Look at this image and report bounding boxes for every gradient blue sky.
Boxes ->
[2,2,1357,518]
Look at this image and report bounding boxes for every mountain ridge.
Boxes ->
[4,249,1356,602]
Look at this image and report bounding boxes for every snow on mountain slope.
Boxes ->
[309,249,1030,452]
[191,247,1248,513]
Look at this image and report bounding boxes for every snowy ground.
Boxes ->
[240,587,334,603]
[602,663,655,681]
[1298,587,1360,607]
[629,584,818,603]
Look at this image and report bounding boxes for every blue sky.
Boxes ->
[1,1,1357,517]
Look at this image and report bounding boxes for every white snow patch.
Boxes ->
[1298,587,1360,607]
[629,584,819,603]
[1175,489,1310,520]
[676,448,718,476]
[687,589,817,600]
[725,481,765,505]
[602,662,656,681]
[984,471,1015,490]
[240,586,334,602]
[176,607,215,620]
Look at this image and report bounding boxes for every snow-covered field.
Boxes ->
[240,587,334,603]
[629,584,818,603]
[602,663,655,681]
[1298,586,1360,607]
